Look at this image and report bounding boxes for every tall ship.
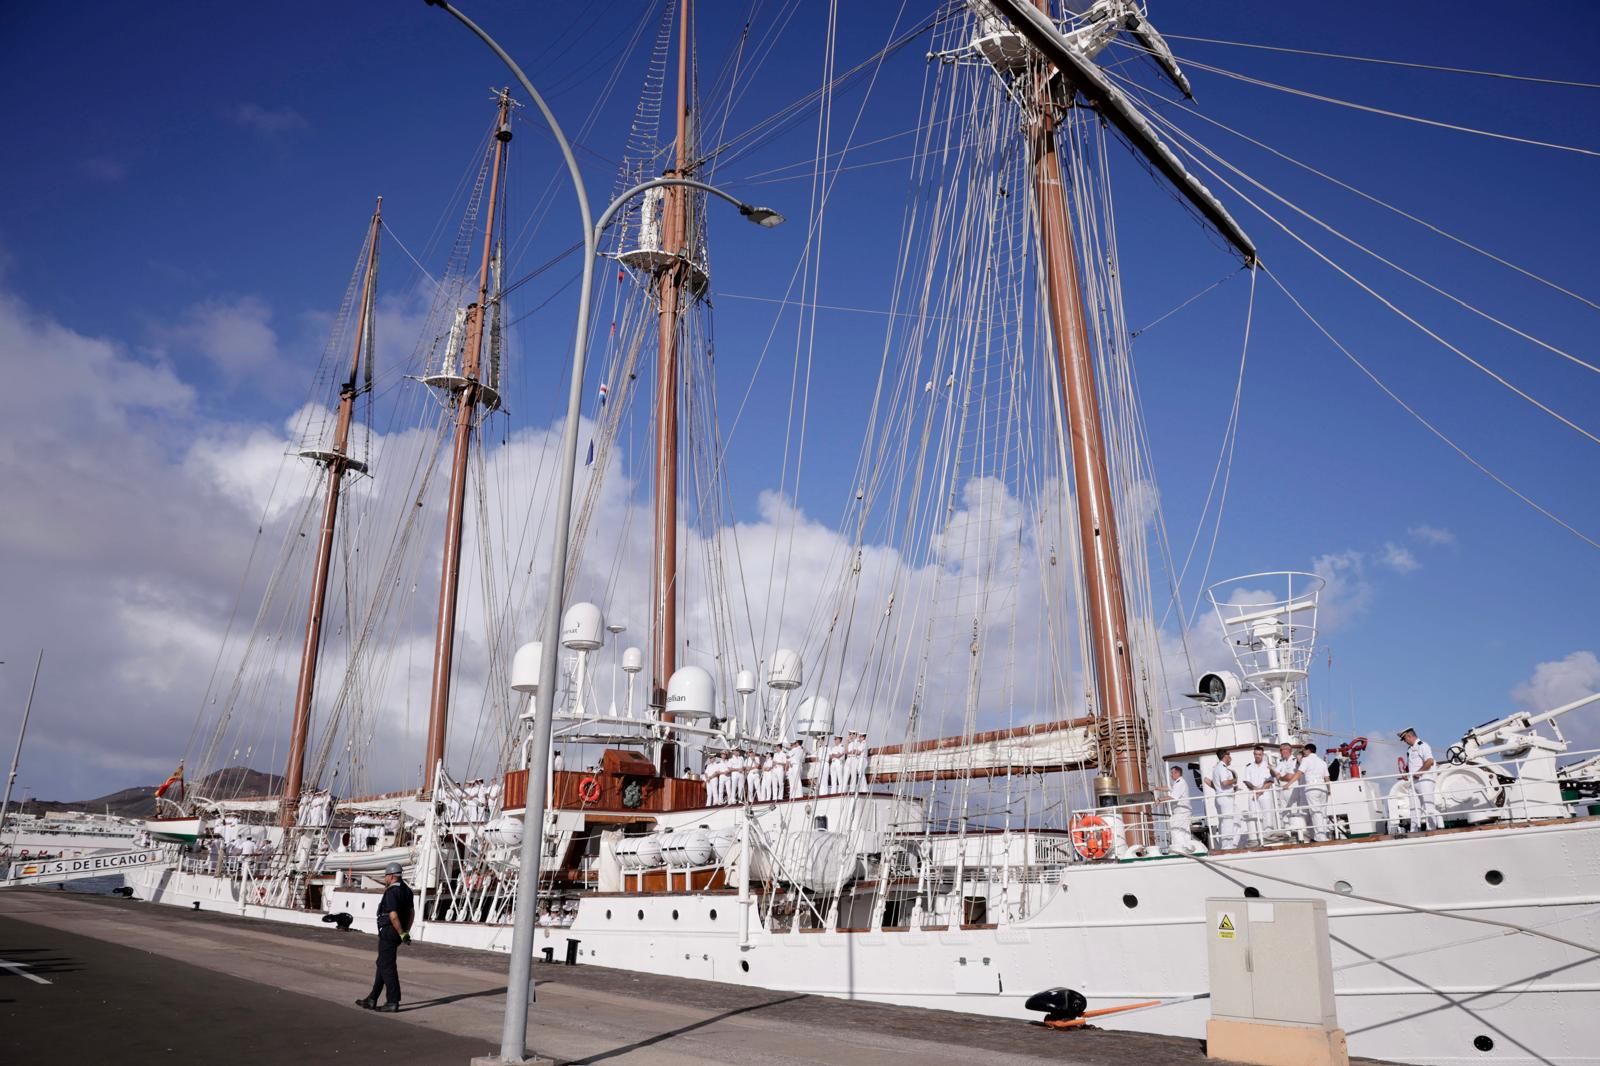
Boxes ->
[111,3,1600,1064]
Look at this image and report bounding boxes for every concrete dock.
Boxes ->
[0,889,1382,1065]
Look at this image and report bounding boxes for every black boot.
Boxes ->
[375,1002,400,1013]
[355,997,377,1010]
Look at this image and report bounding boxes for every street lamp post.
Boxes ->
[0,649,44,851]
[426,6,781,1064]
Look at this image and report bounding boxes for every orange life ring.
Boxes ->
[578,776,601,804]
[1069,813,1114,861]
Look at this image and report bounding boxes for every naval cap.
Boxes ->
[1398,726,1417,739]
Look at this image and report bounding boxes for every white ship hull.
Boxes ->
[126,815,1600,1065]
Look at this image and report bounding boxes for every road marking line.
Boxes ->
[0,959,51,985]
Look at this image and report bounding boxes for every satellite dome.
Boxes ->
[561,602,605,651]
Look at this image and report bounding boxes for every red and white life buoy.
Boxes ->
[1069,813,1114,861]
[578,776,601,804]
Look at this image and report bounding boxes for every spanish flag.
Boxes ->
[154,763,185,800]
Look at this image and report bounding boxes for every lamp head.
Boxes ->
[739,204,784,228]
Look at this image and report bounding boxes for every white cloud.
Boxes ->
[158,295,282,385]
[1409,524,1455,546]
[1379,541,1420,574]
[1512,651,1600,749]
[1311,549,1373,627]
[230,103,308,135]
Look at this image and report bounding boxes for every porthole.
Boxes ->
[637,909,645,920]
[672,909,680,921]
[709,908,718,921]
[740,960,750,973]
[1333,880,1353,895]
[1474,1035,1494,1052]
[1485,870,1504,886]
[1243,886,1261,899]
[1122,893,1138,909]
[605,909,612,920]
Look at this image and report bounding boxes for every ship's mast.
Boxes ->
[1025,0,1148,800]
[280,200,382,826]
[651,0,694,774]
[988,0,1254,803]
[423,89,514,790]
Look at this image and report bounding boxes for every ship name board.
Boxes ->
[4,848,165,884]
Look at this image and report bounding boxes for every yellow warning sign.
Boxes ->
[1217,912,1236,940]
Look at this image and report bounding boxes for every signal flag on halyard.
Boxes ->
[598,383,608,408]
[154,763,185,800]
[585,440,595,467]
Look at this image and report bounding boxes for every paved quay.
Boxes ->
[0,889,1382,1065]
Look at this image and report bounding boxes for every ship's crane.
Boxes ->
[1430,691,1600,825]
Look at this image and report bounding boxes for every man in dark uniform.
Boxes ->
[355,861,413,1012]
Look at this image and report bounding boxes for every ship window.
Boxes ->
[637,909,645,920]
[1122,894,1138,909]
[1243,886,1261,898]
[741,960,750,973]
[1485,870,1504,886]
[605,909,612,920]
[709,908,718,921]
[1333,880,1353,895]
[672,909,680,921]
[1474,1035,1494,1052]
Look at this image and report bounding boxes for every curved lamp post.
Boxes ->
[425,5,781,1063]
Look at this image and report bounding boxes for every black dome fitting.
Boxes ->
[1025,987,1088,1021]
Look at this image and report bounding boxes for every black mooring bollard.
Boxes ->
[564,938,581,966]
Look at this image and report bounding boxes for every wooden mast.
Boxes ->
[423,89,514,790]
[1026,0,1149,801]
[651,0,694,774]
[280,199,382,827]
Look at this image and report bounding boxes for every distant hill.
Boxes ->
[24,766,286,818]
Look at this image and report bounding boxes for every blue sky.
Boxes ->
[2,1,1598,799]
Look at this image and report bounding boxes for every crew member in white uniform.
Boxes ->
[845,731,867,792]
[761,751,778,802]
[706,753,723,806]
[771,747,788,801]
[1299,742,1331,841]
[1210,749,1241,850]
[1162,764,1194,851]
[787,739,805,799]
[826,735,846,795]
[744,750,761,805]
[1400,727,1443,831]
[1274,742,1305,840]
[1239,745,1275,843]
[727,750,745,804]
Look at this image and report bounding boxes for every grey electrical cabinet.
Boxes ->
[1206,897,1338,1028]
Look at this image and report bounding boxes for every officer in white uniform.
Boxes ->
[1400,727,1443,830]
[1274,742,1305,840]
[1210,749,1241,850]
[1239,745,1275,843]
[1161,765,1194,851]
[727,750,745,804]
[1299,743,1331,841]
[826,735,846,795]
[745,750,761,805]
[761,750,778,802]
[840,731,858,791]
[705,753,722,806]
[771,746,788,801]
[787,740,805,799]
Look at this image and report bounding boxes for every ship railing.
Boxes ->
[1075,744,1600,861]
